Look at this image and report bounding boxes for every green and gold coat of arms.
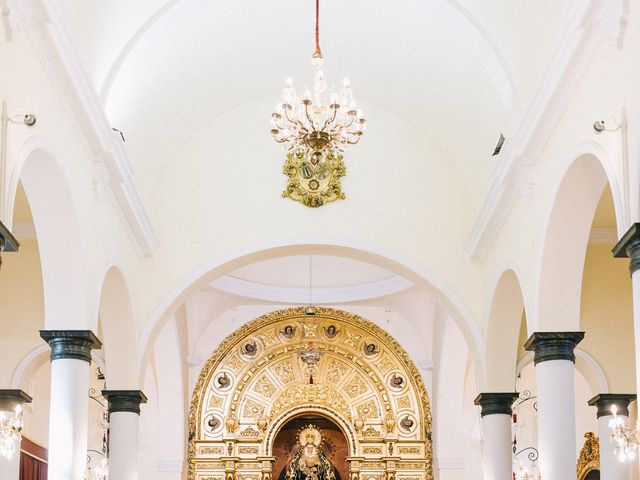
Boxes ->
[282,149,346,208]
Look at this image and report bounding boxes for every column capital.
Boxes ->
[102,390,148,415]
[0,389,32,411]
[613,223,640,274]
[588,393,637,418]
[474,392,519,417]
[0,220,19,253]
[524,331,584,364]
[40,330,102,362]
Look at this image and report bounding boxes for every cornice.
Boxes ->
[11,0,158,257]
[465,0,621,259]
[210,274,414,303]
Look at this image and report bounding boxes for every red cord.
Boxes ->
[315,0,322,56]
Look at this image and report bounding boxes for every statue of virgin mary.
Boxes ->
[282,426,337,480]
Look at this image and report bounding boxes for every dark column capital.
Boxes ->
[0,220,19,252]
[102,390,148,415]
[0,390,32,411]
[40,330,102,363]
[524,332,584,365]
[588,393,637,418]
[613,223,640,275]
[474,392,519,417]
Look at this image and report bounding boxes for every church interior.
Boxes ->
[0,1,639,479]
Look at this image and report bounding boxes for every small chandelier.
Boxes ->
[609,404,639,461]
[271,0,366,207]
[0,405,24,460]
[299,341,323,384]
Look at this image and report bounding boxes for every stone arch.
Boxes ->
[96,265,138,388]
[9,139,86,329]
[266,406,357,457]
[535,150,621,331]
[484,268,528,390]
[188,307,433,480]
[138,241,484,387]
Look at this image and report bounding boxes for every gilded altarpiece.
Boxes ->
[188,307,433,480]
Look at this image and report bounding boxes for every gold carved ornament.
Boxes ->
[282,150,346,208]
[576,432,600,480]
[187,307,433,479]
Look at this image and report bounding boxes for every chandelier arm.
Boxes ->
[304,103,316,130]
[320,108,339,132]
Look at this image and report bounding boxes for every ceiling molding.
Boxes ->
[11,0,158,257]
[465,0,620,260]
[210,274,414,304]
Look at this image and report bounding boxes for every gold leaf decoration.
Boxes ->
[356,399,380,419]
[242,398,266,419]
[344,375,368,399]
[272,360,296,384]
[326,359,350,384]
[270,383,352,421]
[252,375,277,398]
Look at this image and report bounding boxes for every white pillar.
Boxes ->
[589,394,636,480]
[41,330,102,480]
[0,391,32,480]
[102,390,147,480]
[525,332,584,480]
[613,224,640,479]
[474,392,518,480]
[0,426,19,480]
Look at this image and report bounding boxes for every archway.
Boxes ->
[188,307,433,480]
[272,414,349,480]
[484,268,527,390]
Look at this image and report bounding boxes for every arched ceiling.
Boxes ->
[58,0,575,202]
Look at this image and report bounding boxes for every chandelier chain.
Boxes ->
[315,0,321,57]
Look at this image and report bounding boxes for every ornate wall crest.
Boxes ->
[282,150,345,208]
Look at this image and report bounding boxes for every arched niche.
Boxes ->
[188,307,433,480]
[271,413,349,480]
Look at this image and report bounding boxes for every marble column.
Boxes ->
[525,331,584,480]
[0,390,32,480]
[588,394,636,479]
[614,224,640,413]
[102,390,147,480]
[474,392,519,480]
[40,330,102,480]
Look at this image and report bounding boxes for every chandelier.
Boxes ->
[270,0,366,207]
[609,404,639,461]
[299,341,323,384]
[0,404,23,460]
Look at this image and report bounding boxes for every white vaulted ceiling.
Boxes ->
[57,0,575,203]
